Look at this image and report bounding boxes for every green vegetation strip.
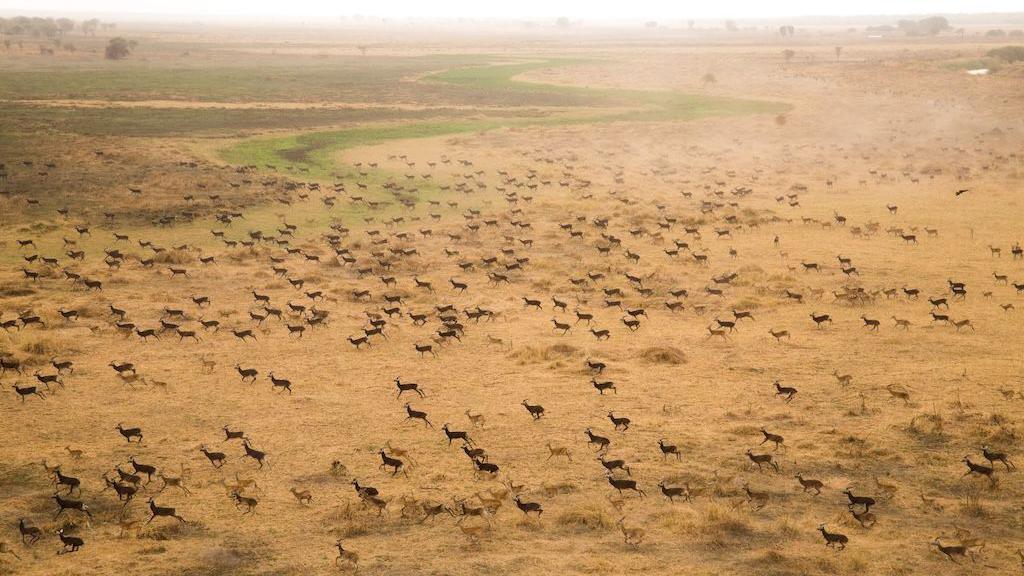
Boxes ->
[222,59,786,176]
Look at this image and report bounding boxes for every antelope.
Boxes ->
[746,449,779,472]
[157,465,190,495]
[598,455,631,476]
[607,474,645,497]
[931,538,976,563]
[891,316,911,329]
[128,457,156,483]
[795,474,823,495]
[659,482,691,503]
[394,377,425,398]
[57,528,84,553]
[18,518,42,544]
[608,412,631,431]
[267,373,292,394]
[200,445,227,468]
[115,423,143,443]
[774,380,797,402]
[405,403,434,428]
[414,343,437,357]
[847,505,877,528]
[743,483,769,510]
[818,524,848,550]
[103,473,137,502]
[759,427,785,451]
[242,439,269,468]
[885,384,911,405]
[585,428,611,452]
[809,312,832,328]
[843,488,876,511]
[442,424,473,446]
[873,476,898,499]
[592,378,616,395]
[514,496,543,517]
[951,318,974,332]
[551,318,572,334]
[334,540,359,569]
[522,400,545,420]
[981,445,1015,470]
[199,355,216,372]
[832,370,852,386]
[11,383,45,402]
[706,325,729,340]
[52,494,92,520]
[585,358,606,373]
[616,517,645,547]
[590,327,610,340]
[861,316,880,331]
[465,410,485,427]
[768,328,790,342]
[235,365,258,383]
[961,458,996,486]
[545,442,572,462]
[658,439,681,460]
[473,458,499,478]
[231,491,259,514]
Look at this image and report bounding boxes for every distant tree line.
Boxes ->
[0,16,114,37]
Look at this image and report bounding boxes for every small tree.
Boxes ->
[105,36,131,60]
[835,46,843,60]
[782,49,795,63]
[701,72,716,86]
[556,17,570,29]
[82,18,99,36]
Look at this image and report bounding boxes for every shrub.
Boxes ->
[988,45,1024,63]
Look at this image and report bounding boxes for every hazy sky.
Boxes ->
[1,0,1019,20]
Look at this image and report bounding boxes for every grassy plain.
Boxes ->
[0,18,1023,576]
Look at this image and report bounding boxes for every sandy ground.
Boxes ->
[1,26,1023,576]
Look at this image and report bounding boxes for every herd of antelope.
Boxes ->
[1,136,1022,572]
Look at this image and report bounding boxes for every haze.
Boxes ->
[3,0,1022,20]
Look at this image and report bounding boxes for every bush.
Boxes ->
[105,36,131,59]
[988,45,1024,63]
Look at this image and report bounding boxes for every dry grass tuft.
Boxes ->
[510,343,581,364]
[639,346,687,365]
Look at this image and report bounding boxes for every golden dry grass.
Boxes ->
[1,19,1023,576]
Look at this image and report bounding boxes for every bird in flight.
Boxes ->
[955,189,969,196]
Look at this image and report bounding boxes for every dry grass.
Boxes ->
[1,18,1023,576]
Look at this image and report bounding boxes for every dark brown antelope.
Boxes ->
[115,423,143,443]
[267,373,292,394]
[607,474,645,498]
[746,449,779,472]
[774,379,798,401]
[405,403,434,428]
[981,445,1015,470]
[843,488,876,511]
[809,312,832,328]
[585,428,610,452]
[395,377,425,398]
[961,458,996,486]
[522,400,545,420]
[200,445,227,468]
[242,439,269,468]
[818,524,848,550]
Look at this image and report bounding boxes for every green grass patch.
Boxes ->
[221,58,786,176]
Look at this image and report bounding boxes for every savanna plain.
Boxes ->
[1,16,1023,576]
